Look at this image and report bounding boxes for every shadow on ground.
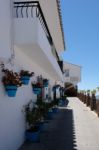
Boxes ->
[19,102,77,150]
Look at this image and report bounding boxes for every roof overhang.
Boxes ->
[38,0,65,52]
[14,0,65,52]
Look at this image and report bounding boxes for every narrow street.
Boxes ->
[20,98,99,150]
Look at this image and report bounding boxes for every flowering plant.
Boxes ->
[32,82,42,88]
[20,70,34,77]
[2,69,22,87]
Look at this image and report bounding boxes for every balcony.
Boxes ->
[14,1,63,80]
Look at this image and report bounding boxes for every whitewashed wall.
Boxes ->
[0,47,56,150]
[14,16,63,81]
[0,0,12,59]
[0,1,62,149]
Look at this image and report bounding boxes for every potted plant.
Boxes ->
[2,69,22,97]
[90,89,96,110]
[43,78,49,87]
[32,82,42,95]
[35,98,49,131]
[46,102,55,120]
[24,103,41,142]
[20,70,34,85]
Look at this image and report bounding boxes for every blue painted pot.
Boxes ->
[47,111,53,120]
[36,122,45,132]
[52,107,58,113]
[58,100,66,106]
[62,101,66,106]
[40,123,48,132]
[5,85,17,97]
[44,82,48,87]
[25,129,40,142]
[21,76,30,85]
[33,88,41,95]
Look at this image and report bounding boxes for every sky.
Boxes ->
[61,0,99,91]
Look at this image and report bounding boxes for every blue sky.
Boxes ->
[61,0,99,90]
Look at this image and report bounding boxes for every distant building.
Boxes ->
[63,62,81,96]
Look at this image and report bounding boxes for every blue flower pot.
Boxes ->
[5,85,17,97]
[44,82,48,87]
[36,122,44,131]
[25,130,40,142]
[33,88,41,95]
[52,107,58,113]
[21,76,30,85]
[47,111,53,120]
[62,101,66,106]
[58,100,65,106]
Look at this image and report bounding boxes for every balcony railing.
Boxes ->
[14,1,63,73]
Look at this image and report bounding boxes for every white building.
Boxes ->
[0,0,65,149]
[64,61,81,87]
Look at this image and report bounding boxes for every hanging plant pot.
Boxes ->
[5,85,17,97]
[33,87,41,95]
[44,82,48,87]
[21,76,30,85]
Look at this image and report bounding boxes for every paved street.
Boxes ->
[19,98,99,150]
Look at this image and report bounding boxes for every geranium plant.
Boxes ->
[32,82,42,88]
[2,69,22,87]
[20,70,34,85]
[20,70,34,77]
[2,68,22,97]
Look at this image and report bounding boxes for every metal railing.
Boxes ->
[14,1,63,73]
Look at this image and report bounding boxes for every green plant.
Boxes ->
[2,69,22,87]
[91,89,96,95]
[79,90,85,94]
[32,82,42,88]
[20,70,34,77]
[43,78,48,82]
[43,78,49,83]
[24,103,41,131]
[36,99,47,118]
[87,90,90,94]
